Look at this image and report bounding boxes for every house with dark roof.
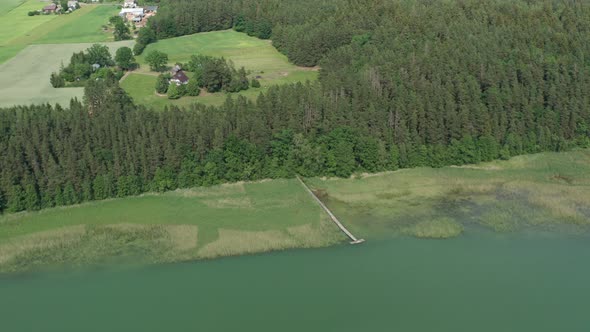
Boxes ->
[43,3,57,13]
[170,70,189,85]
[145,6,158,13]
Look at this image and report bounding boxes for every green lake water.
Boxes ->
[1,231,589,331]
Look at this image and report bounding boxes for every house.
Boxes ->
[145,6,158,13]
[123,0,137,8]
[170,70,189,85]
[119,7,144,19]
[43,3,57,13]
[119,7,144,23]
[67,1,79,10]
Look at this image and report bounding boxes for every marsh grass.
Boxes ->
[0,179,343,273]
[404,218,464,239]
[310,150,590,238]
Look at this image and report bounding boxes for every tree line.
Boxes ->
[1,0,590,213]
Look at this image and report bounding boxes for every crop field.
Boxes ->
[122,30,318,108]
[0,2,116,64]
[309,149,590,239]
[0,179,344,272]
[0,41,133,108]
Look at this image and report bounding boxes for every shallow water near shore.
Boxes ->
[1,231,589,332]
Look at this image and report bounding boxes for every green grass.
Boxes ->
[0,0,25,13]
[34,5,117,44]
[1,150,589,272]
[0,41,133,108]
[308,149,590,238]
[0,179,344,272]
[122,30,318,108]
[0,3,116,64]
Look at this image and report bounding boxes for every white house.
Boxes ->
[123,0,137,8]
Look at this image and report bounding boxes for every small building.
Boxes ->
[67,1,79,10]
[119,8,144,18]
[145,6,158,13]
[43,3,57,13]
[170,70,189,85]
[123,0,137,8]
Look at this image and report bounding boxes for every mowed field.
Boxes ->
[309,149,590,239]
[0,179,344,272]
[0,2,116,64]
[0,41,133,108]
[121,30,318,108]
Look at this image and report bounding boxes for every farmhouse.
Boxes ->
[119,7,144,22]
[43,3,57,13]
[170,69,189,85]
[123,0,137,8]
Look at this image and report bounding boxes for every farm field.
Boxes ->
[0,41,133,108]
[0,179,343,272]
[1,150,589,273]
[0,0,25,13]
[0,2,115,64]
[309,149,590,239]
[122,30,318,108]
[33,5,117,44]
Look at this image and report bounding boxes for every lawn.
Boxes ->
[0,3,116,64]
[0,41,133,108]
[308,149,590,238]
[0,179,343,272]
[122,30,318,108]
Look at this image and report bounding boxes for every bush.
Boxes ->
[155,74,170,94]
[27,11,39,16]
[167,83,181,99]
[186,79,201,96]
[50,72,65,88]
[251,78,261,88]
[133,43,146,56]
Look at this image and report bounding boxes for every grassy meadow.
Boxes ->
[0,41,133,108]
[0,2,115,64]
[308,149,590,239]
[122,30,318,108]
[0,179,344,273]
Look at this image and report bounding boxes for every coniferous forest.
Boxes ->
[1,0,589,213]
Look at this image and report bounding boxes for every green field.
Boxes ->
[34,5,118,44]
[0,0,25,13]
[122,30,318,108]
[0,41,133,108]
[309,149,590,238]
[0,179,343,272]
[0,2,116,64]
[1,150,588,273]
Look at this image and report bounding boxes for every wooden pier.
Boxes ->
[296,176,365,245]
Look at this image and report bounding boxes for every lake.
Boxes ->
[1,231,589,331]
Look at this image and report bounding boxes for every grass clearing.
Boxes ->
[307,149,590,238]
[122,30,318,108]
[0,179,344,272]
[0,41,133,108]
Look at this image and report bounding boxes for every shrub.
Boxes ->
[50,72,65,88]
[251,78,261,88]
[155,74,170,94]
[167,83,181,99]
